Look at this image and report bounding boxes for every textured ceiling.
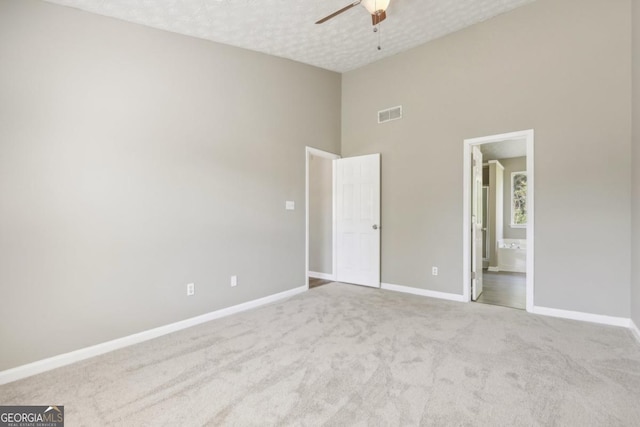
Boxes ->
[481,139,527,161]
[43,0,535,73]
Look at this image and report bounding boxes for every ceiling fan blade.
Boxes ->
[315,1,362,24]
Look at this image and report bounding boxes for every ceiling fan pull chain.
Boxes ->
[375,0,382,51]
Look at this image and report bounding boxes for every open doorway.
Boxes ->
[305,147,339,290]
[305,148,382,290]
[463,130,534,311]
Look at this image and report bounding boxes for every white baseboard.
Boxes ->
[631,319,640,344]
[531,306,631,328]
[0,285,307,386]
[381,283,466,303]
[487,266,500,272]
[308,271,334,281]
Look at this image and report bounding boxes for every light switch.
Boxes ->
[285,201,295,210]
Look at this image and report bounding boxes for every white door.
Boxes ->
[336,154,381,288]
[472,146,484,300]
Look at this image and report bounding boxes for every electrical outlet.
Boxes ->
[432,267,438,276]
[230,275,237,287]
[187,283,195,296]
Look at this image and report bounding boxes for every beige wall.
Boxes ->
[0,0,341,370]
[309,155,333,274]
[342,0,632,316]
[501,157,527,240]
[632,0,640,327]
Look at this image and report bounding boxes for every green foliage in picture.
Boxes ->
[512,173,527,225]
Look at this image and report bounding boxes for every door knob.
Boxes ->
[372,224,379,230]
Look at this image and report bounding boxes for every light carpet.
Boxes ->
[1,283,640,425]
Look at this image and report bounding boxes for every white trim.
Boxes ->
[631,320,640,343]
[0,286,307,386]
[525,133,534,312]
[332,158,338,283]
[531,306,631,328]
[308,271,334,280]
[463,129,534,312]
[305,147,340,289]
[487,266,500,272]
[381,283,466,302]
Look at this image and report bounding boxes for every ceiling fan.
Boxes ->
[316,0,391,26]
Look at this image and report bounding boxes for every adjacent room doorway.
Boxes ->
[305,148,381,290]
[463,130,534,311]
[305,147,340,289]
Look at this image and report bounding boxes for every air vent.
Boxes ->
[378,105,402,124]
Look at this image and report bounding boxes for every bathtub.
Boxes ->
[497,239,526,273]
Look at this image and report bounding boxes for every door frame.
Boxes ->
[462,129,535,312]
[471,146,484,301]
[305,147,340,290]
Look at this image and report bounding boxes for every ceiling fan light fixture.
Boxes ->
[361,0,390,14]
